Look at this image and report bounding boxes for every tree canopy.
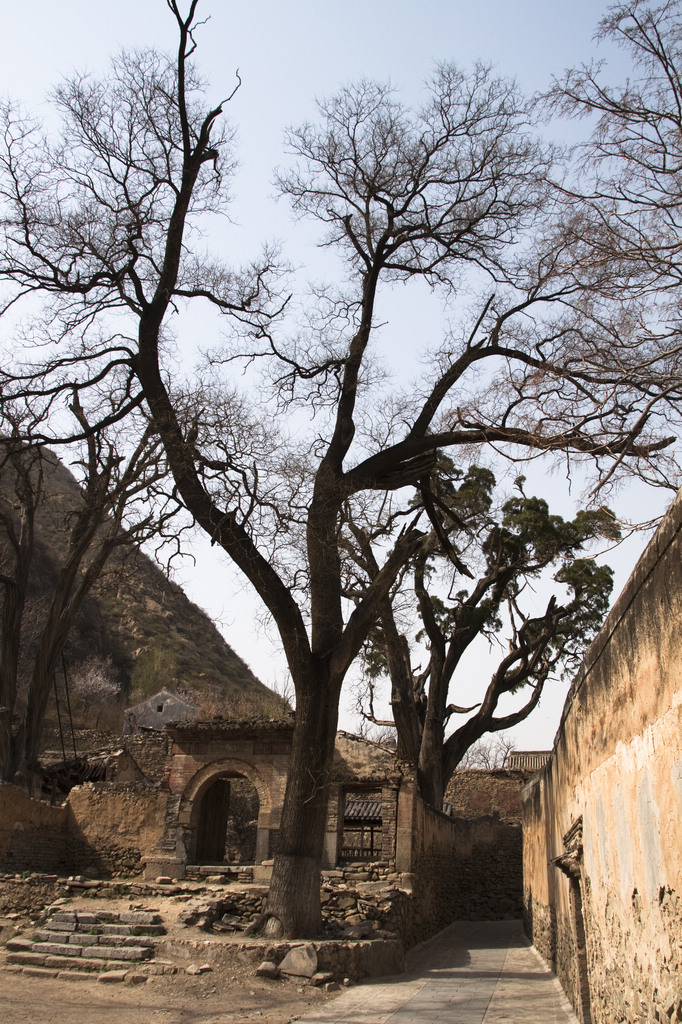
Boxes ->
[350,462,620,806]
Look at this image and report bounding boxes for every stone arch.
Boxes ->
[179,758,273,865]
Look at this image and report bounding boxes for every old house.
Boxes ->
[122,688,198,735]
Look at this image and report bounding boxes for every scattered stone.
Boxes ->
[344,921,374,940]
[98,969,129,983]
[310,971,334,986]
[185,962,212,975]
[126,972,149,985]
[256,960,280,979]
[278,943,318,978]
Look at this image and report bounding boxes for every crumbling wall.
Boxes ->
[0,783,69,873]
[522,490,682,1024]
[66,783,169,876]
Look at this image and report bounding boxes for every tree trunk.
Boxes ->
[260,668,341,937]
[0,581,25,781]
[417,726,444,809]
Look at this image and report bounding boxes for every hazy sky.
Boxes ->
[0,1,669,749]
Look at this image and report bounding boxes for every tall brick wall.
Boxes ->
[522,490,682,1024]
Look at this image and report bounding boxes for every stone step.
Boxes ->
[6,951,133,972]
[41,913,164,938]
[28,940,153,960]
[28,931,158,952]
[2,905,170,981]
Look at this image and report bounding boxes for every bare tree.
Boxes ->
[0,395,180,786]
[69,655,121,729]
[542,0,682,460]
[455,734,516,771]
[0,2,679,935]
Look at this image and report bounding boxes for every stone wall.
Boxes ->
[396,779,523,946]
[121,730,169,783]
[522,490,682,1024]
[445,768,531,822]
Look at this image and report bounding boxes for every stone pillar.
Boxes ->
[395,778,417,873]
[381,784,399,863]
[322,787,345,868]
[255,824,270,862]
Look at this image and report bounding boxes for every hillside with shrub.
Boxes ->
[0,448,283,741]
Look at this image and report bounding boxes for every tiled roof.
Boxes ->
[506,750,551,771]
[344,799,382,823]
[165,715,295,736]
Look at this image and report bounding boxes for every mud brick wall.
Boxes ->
[522,490,682,1024]
[66,783,169,875]
[0,783,69,873]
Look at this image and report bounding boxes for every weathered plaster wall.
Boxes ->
[522,490,682,1024]
[66,783,169,875]
[0,781,166,876]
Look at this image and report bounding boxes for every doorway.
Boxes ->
[194,774,260,864]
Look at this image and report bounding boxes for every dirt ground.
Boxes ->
[0,893,345,1024]
[0,967,337,1024]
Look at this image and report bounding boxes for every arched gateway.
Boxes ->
[143,721,402,880]
[144,719,293,880]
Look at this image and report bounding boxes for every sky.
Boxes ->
[0,1,673,750]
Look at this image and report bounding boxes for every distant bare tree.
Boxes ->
[70,655,121,728]
[456,734,515,770]
[0,397,180,786]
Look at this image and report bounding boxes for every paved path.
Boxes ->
[300,920,579,1024]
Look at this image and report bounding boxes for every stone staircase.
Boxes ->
[184,864,254,884]
[3,907,170,981]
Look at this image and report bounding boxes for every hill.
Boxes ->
[0,446,283,733]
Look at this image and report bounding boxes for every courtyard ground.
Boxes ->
[0,900,578,1024]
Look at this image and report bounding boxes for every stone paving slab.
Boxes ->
[295,920,579,1024]
[87,945,152,961]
